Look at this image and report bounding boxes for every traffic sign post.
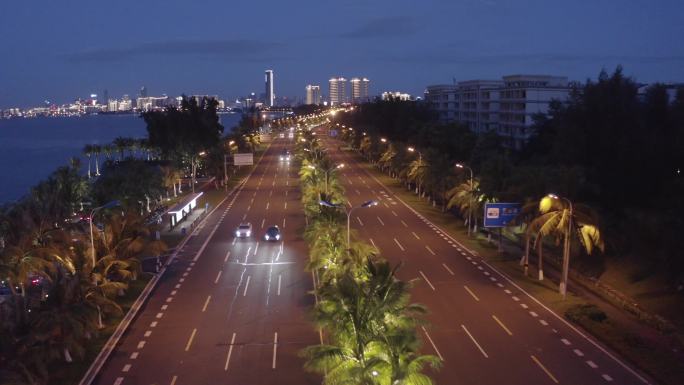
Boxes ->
[483,203,520,252]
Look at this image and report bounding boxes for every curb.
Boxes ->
[78,144,271,385]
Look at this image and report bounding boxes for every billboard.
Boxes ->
[233,153,253,166]
[483,203,521,228]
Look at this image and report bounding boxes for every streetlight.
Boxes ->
[455,163,475,236]
[380,138,387,143]
[319,199,378,246]
[89,200,120,272]
[547,193,573,299]
[308,163,344,194]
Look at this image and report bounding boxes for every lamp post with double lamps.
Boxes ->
[455,163,475,236]
[319,199,378,247]
[547,193,574,299]
[307,163,344,195]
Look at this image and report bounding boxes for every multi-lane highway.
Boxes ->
[320,131,653,385]
[93,136,319,385]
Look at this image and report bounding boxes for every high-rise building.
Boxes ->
[350,77,370,104]
[265,70,275,107]
[425,74,571,149]
[329,77,347,106]
[305,85,321,105]
[139,86,148,98]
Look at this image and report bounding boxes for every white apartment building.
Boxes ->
[329,77,348,105]
[426,75,570,148]
[305,85,321,105]
[350,77,370,104]
[381,91,412,101]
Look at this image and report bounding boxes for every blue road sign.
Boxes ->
[329,129,338,137]
[483,203,521,228]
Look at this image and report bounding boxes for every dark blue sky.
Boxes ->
[2,0,683,108]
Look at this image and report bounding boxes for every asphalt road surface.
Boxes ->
[320,131,653,385]
[94,136,319,385]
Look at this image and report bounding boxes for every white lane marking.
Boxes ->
[261,218,265,228]
[355,189,361,195]
[254,242,259,256]
[272,332,278,369]
[602,374,613,382]
[464,285,480,301]
[182,272,189,277]
[573,349,584,357]
[266,202,270,210]
[394,238,405,251]
[383,202,389,208]
[512,296,520,301]
[166,297,173,303]
[155,313,163,319]
[130,352,139,359]
[170,375,178,385]
[224,251,231,263]
[419,270,435,291]
[122,364,131,372]
[243,275,251,296]
[377,216,385,226]
[356,217,364,226]
[442,263,455,275]
[540,319,549,326]
[401,220,408,227]
[175,284,181,289]
[144,330,152,337]
[185,328,197,351]
[171,290,177,296]
[529,311,538,318]
[531,355,559,384]
[425,245,436,255]
[561,338,572,346]
[242,214,247,220]
[269,190,273,197]
[496,283,504,288]
[150,321,158,328]
[492,315,513,336]
[284,202,287,209]
[369,238,376,247]
[490,277,497,282]
[461,324,489,358]
[114,377,124,385]
[391,210,398,217]
[137,341,146,349]
[283,217,286,228]
[202,295,211,312]
[520,303,529,309]
[232,238,237,245]
[412,232,420,240]
[483,271,490,276]
[587,360,598,368]
[278,274,282,296]
[247,205,251,211]
[224,333,236,371]
[504,289,512,294]
[421,326,444,361]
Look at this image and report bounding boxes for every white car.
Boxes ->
[235,223,252,238]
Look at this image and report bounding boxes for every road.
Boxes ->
[320,131,653,385]
[93,136,319,385]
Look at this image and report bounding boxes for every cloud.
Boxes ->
[66,39,284,62]
[341,16,419,39]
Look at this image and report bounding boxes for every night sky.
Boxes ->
[1,0,683,108]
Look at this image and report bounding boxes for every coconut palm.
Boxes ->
[82,144,93,179]
[113,137,128,160]
[405,157,429,197]
[528,195,604,296]
[92,144,102,176]
[446,179,485,233]
[372,331,441,385]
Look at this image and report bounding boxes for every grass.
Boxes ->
[47,276,151,385]
[347,149,684,385]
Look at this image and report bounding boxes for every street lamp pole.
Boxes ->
[456,163,474,236]
[89,200,120,271]
[548,194,573,299]
[320,199,377,247]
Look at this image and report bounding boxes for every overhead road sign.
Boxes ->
[234,153,253,166]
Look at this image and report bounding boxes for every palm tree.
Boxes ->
[372,331,441,385]
[82,144,93,179]
[446,179,485,233]
[528,195,604,297]
[406,158,429,198]
[92,144,102,176]
[113,137,127,160]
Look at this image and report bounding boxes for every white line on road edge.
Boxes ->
[394,238,405,251]
[278,274,282,296]
[425,245,436,255]
[243,276,251,296]
[272,332,278,369]
[214,271,222,284]
[442,263,455,275]
[377,216,385,226]
[419,270,435,291]
[531,355,559,384]
[202,295,211,312]
[461,324,488,358]
[224,333,236,371]
[224,251,231,263]
[421,326,444,361]
[185,328,197,351]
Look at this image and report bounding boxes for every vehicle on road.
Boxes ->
[235,223,252,238]
[279,149,291,161]
[264,225,281,241]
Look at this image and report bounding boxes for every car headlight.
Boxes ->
[235,231,239,236]
[265,235,270,240]
[246,231,251,236]
[275,234,280,240]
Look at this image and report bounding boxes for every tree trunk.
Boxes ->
[87,156,92,179]
[95,154,100,176]
[64,347,73,363]
[537,236,544,281]
[97,305,104,329]
[523,235,530,276]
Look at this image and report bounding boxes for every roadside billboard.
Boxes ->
[234,153,254,166]
[483,203,521,228]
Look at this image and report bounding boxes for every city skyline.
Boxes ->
[2,1,684,109]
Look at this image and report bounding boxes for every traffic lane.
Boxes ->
[330,141,647,385]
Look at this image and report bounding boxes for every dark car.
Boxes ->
[264,226,281,241]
